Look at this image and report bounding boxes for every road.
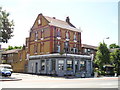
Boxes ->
[0,73,118,88]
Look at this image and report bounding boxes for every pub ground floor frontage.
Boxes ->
[28,54,93,77]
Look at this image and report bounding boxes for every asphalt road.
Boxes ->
[0,73,118,88]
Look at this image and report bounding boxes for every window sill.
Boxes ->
[57,37,61,40]
[66,39,69,41]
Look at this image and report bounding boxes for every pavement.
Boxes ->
[0,73,119,81]
[0,75,22,81]
[0,73,118,88]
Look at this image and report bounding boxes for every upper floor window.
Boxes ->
[38,19,41,25]
[57,28,61,39]
[74,32,77,41]
[73,48,78,53]
[56,41,60,53]
[64,41,69,53]
[41,29,44,40]
[66,31,70,40]
[40,42,44,53]
[35,31,38,41]
[34,44,38,54]
[65,41,69,48]
[56,45,60,53]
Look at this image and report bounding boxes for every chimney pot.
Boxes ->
[66,16,70,23]
[53,17,56,19]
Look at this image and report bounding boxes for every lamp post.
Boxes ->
[103,37,110,43]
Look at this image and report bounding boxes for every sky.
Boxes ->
[0,0,119,48]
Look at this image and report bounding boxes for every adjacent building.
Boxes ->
[81,44,97,60]
[1,47,28,73]
[1,49,21,64]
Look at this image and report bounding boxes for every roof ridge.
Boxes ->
[44,16,69,24]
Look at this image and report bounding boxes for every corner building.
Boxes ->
[28,14,93,77]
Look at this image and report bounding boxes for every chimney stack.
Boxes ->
[66,16,70,23]
[53,17,56,19]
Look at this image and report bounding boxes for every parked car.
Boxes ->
[0,64,13,72]
[0,68,12,77]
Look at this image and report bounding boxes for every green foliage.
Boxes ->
[6,45,22,50]
[94,42,110,71]
[109,43,120,49]
[110,49,120,75]
[0,7,14,43]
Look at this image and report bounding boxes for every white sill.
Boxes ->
[41,38,44,40]
[57,37,61,40]
[74,40,77,42]
[66,39,69,41]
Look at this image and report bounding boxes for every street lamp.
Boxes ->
[103,37,110,43]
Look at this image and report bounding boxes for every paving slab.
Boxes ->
[0,76,22,81]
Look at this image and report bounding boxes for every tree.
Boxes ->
[109,43,120,49]
[110,49,120,75]
[5,45,22,50]
[0,7,14,43]
[94,42,110,72]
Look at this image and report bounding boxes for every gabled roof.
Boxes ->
[2,49,21,54]
[44,16,82,32]
[82,44,97,50]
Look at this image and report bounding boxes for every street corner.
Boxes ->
[0,76,22,81]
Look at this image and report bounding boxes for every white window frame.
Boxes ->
[35,31,38,41]
[38,19,41,25]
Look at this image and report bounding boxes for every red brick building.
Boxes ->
[27,14,93,77]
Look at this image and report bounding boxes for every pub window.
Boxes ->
[75,60,79,72]
[67,60,73,71]
[58,60,64,70]
[80,61,86,71]
[51,59,56,71]
[41,60,45,70]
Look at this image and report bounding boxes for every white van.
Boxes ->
[0,64,13,72]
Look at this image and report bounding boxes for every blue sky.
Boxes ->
[0,0,119,48]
